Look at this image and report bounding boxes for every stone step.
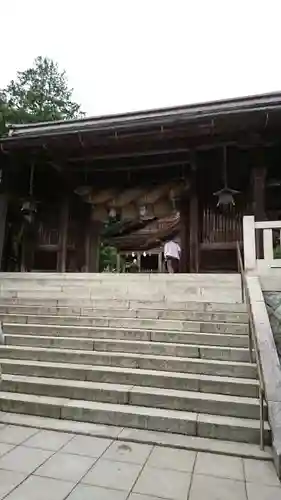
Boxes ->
[1,315,249,334]
[0,359,259,397]
[0,411,272,461]
[1,374,264,420]
[3,325,249,348]
[0,279,241,289]
[0,284,242,303]
[3,320,250,341]
[0,281,240,288]
[0,271,241,281]
[4,334,250,360]
[0,390,270,444]
[0,282,242,291]
[0,345,257,377]
[0,298,247,312]
[4,333,250,359]
[1,273,265,449]
[0,292,242,304]
[0,305,249,323]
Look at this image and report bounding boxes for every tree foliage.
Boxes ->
[99,244,118,272]
[0,56,84,135]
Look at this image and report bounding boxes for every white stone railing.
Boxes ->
[243,215,281,273]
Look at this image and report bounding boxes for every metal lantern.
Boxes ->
[21,199,37,214]
[213,187,239,207]
[213,147,239,207]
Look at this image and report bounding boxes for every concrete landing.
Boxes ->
[0,416,278,500]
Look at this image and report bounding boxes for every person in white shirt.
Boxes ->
[164,239,181,273]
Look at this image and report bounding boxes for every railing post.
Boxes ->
[263,229,274,264]
[243,216,256,272]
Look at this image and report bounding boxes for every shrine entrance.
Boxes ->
[1,93,281,273]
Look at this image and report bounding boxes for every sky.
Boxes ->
[1,1,280,117]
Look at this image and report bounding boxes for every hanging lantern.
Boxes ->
[213,147,239,207]
[21,164,37,214]
[213,187,239,207]
[139,204,154,220]
[21,199,37,214]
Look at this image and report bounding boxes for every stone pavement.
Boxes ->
[0,422,279,500]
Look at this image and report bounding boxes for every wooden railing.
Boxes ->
[236,242,266,449]
[243,216,281,273]
[201,207,242,249]
[37,225,59,248]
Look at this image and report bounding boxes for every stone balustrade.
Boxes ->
[243,216,281,273]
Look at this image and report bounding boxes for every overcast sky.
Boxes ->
[1,1,280,117]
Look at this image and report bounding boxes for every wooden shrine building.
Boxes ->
[1,92,281,273]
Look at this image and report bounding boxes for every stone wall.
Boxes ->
[264,292,281,359]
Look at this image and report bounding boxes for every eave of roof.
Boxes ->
[2,91,281,143]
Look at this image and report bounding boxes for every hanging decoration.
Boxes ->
[108,207,117,218]
[213,147,239,207]
[139,205,147,218]
[74,168,92,197]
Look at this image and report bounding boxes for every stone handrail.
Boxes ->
[246,275,281,477]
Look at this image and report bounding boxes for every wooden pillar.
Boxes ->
[85,220,102,272]
[137,252,141,272]
[116,253,121,273]
[0,195,7,271]
[189,168,199,273]
[158,250,162,272]
[57,197,69,272]
[122,255,126,273]
[179,194,189,273]
[251,166,267,258]
[252,166,266,220]
[243,215,257,271]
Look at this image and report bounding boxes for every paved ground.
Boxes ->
[0,423,279,500]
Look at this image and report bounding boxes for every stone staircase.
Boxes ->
[0,273,270,446]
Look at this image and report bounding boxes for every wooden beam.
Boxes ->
[60,159,190,173]
[69,146,191,162]
[61,135,264,164]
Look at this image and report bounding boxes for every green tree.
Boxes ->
[99,244,118,272]
[0,56,84,135]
